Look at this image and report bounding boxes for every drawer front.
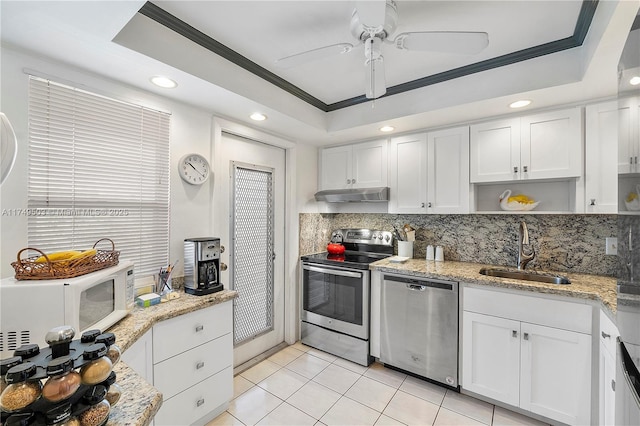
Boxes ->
[463,286,592,334]
[599,309,618,355]
[154,366,233,426]
[153,301,232,362]
[154,333,232,399]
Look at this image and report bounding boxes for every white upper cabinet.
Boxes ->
[617,96,640,174]
[388,126,469,214]
[470,108,582,183]
[320,140,387,190]
[585,101,619,213]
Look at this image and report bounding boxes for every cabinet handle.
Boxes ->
[512,330,518,338]
[196,398,205,407]
[220,245,225,253]
[347,179,351,184]
[631,157,634,165]
[421,203,425,208]
[196,361,205,370]
[602,331,611,339]
[523,332,529,340]
[523,166,528,173]
[513,166,518,173]
[195,325,204,332]
[635,156,638,165]
[612,379,616,392]
[220,262,228,271]
[428,202,432,208]
[352,179,356,184]
[590,199,596,206]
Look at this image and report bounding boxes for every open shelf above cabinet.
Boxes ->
[472,180,579,214]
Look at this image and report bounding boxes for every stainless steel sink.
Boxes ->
[479,268,571,285]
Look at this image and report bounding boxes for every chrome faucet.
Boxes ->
[518,220,535,270]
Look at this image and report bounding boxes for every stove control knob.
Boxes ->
[384,235,390,242]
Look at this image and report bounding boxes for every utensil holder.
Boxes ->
[398,241,413,258]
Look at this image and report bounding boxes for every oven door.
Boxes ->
[301,262,369,340]
[617,337,640,425]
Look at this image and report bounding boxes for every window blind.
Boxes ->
[27,76,170,277]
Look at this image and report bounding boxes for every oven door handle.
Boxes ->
[303,264,362,278]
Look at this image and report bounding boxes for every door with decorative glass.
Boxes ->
[214,132,285,366]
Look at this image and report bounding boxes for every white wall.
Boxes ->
[0,47,213,279]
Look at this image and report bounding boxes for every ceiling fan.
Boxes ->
[275,1,489,99]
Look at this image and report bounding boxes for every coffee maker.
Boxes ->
[184,237,223,295]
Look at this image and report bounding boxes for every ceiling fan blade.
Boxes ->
[395,31,489,54]
[275,43,353,68]
[355,1,387,30]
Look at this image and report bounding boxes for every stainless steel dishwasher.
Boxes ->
[380,273,459,388]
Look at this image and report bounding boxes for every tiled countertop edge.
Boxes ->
[106,290,238,426]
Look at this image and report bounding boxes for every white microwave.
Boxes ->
[0,260,135,357]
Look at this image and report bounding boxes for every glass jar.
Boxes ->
[0,357,22,393]
[13,344,39,360]
[0,362,42,412]
[100,371,122,406]
[80,330,102,344]
[45,403,80,426]
[79,344,112,385]
[78,386,110,426]
[42,356,81,402]
[95,333,120,366]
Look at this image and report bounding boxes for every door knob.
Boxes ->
[220,262,228,271]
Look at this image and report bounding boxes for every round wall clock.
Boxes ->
[178,153,210,185]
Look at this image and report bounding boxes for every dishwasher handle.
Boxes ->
[383,274,455,291]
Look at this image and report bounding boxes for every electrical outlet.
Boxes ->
[606,237,617,255]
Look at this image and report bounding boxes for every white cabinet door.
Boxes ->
[120,328,154,385]
[618,97,638,174]
[388,134,428,213]
[520,108,582,180]
[352,139,388,188]
[600,342,617,426]
[462,311,520,407]
[585,101,619,213]
[520,322,591,426]
[470,118,520,183]
[428,126,470,213]
[320,145,352,190]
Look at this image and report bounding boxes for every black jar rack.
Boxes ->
[0,329,120,426]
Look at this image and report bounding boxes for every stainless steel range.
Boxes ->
[300,228,394,366]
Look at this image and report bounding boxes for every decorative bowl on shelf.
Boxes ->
[499,189,540,211]
[625,185,640,211]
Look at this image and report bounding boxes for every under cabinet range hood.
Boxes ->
[314,187,389,202]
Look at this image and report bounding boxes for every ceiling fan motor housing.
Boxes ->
[350,0,398,41]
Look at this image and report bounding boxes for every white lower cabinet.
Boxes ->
[599,310,619,426]
[121,301,233,426]
[153,302,233,426]
[462,287,592,425]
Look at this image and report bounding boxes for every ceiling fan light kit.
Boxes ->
[275,0,490,101]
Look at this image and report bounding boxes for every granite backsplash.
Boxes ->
[299,213,618,277]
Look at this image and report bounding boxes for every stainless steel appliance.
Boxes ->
[616,215,640,424]
[184,238,223,296]
[301,228,393,366]
[380,273,459,389]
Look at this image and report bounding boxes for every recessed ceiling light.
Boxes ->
[250,113,267,121]
[150,76,177,89]
[509,100,531,109]
[380,125,395,132]
[630,76,640,86]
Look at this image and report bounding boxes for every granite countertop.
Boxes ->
[106,289,238,426]
[370,258,617,313]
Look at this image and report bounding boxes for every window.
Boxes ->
[27,76,170,276]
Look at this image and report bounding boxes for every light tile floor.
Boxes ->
[207,342,549,426]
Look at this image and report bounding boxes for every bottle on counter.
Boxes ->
[41,356,81,402]
[13,344,40,361]
[0,357,22,394]
[79,344,112,385]
[100,371,122,406]
[0,362,42,412]
[94,333,120,366]
[45,403,80,426]
[78,386,110,426]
